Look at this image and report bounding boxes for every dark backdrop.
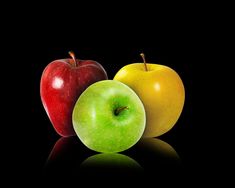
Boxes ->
[28,5,198,184]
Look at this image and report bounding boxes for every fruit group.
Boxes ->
[72,80,146,153]
[114,53,185,137]
[40,51,108,137]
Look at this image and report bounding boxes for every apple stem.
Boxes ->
[68,51,78,67]
[140,53,148,71]
[114,106,129,116]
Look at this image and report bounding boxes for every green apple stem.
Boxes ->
[69,51,78,67]
[140,53,148,71]
[114,106,129,116]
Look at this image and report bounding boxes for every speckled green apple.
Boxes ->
[72,80,146,153]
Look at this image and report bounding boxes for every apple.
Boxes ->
[114,53,185,137]
[72,80,146,153]
[40,51,108,137]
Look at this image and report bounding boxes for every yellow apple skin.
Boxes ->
[114,63,185,137]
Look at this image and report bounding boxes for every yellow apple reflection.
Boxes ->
[138,138,180,160]
[134,138,181,172]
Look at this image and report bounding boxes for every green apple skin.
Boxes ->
[72,80,146,153]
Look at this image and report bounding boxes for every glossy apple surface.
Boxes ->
[40,52,108,137]
[114,54,185,137]
[72,80,146,153]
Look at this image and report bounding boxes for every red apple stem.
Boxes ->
[140,53,148,71]
[68,51,78,67]
[114,106,129,116]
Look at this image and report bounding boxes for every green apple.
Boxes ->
[72,80,146,153]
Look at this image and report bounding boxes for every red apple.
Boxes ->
[40,51,108,137]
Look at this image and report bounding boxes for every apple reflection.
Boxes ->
[128,138,181,175]
[44,136,90,176]
[44,136,181,178]
[137,138,180,161]
[45,137,83,163]
[44,137,143,177]
[79,153,143,176]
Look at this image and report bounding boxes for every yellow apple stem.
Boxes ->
[140,53,148,71]
[114,106,129,116]
[68,51,78,67]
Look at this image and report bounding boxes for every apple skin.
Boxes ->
[40,58,108,137]
[114,63,185,137]
[72,80,146,153]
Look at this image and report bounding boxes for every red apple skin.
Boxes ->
[40,59,108,137]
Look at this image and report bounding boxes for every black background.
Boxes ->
[27,4,201,185]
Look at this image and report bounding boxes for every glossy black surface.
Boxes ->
[43,136,182,176]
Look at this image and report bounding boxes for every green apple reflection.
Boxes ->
[79,153,143,176]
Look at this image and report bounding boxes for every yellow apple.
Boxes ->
[114,53,185,137]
